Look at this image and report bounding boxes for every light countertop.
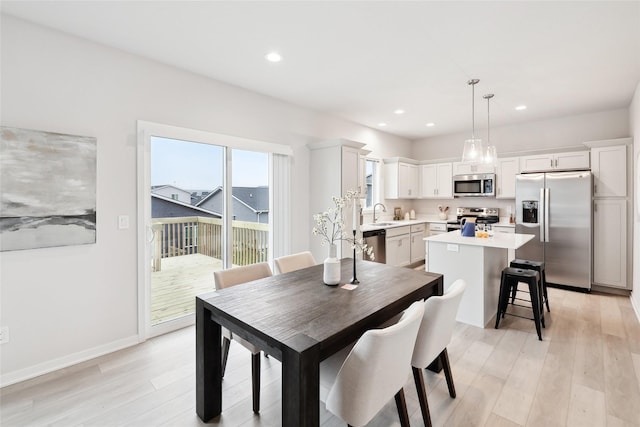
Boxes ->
[360,219,427,232]
[424,230,534,250]
[361,217,515,232]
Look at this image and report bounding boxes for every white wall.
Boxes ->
[0,15,412,385]
[411,109,630,160]
[631,82,640,319]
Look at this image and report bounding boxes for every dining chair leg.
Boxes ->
[251,353,261,413]
[440,348,456,398]
[394,388,410,427]
[412,366,432,427]
[221,337,231,378]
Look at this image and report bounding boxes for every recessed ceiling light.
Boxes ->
[378,122,387,127]
[425,122,435,127]
[394,109,405,115]
[265,52,282,63]
[515,105,527,111]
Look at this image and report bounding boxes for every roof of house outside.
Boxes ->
[196,186,268,213]
[231,186,268,212]
[151,193,222,217]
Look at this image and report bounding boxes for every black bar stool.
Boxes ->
[510,259,550,312]
[495,267,543,340]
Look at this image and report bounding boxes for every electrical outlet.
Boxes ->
[0,326,9,344]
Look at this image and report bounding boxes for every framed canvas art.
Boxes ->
[0,127,97,251]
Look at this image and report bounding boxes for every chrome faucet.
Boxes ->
[373,203,387,223]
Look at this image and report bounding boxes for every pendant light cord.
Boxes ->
[468,79,480,140]
[487,95,490,144]
[471,81,475,139]
[483,93,495,146]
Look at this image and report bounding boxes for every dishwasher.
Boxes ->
[363,229,386,263]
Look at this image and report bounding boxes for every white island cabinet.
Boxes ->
[424,231,534,328]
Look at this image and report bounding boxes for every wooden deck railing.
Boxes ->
[151,216,269,271]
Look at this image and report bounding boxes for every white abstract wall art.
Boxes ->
[0,127,97,251]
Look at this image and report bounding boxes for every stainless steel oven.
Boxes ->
[453,173,495,197]
[448,207,500,230]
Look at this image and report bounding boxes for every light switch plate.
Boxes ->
[118,215,130,229]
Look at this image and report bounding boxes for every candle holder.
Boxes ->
[350,229,359,284]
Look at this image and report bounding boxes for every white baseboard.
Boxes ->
[631,292,640,324]
[0,334,141,388]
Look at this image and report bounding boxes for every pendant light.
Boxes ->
[461,79,484,164]
[483,93,497,166]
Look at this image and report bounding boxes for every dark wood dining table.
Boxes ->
[196,258,443,426]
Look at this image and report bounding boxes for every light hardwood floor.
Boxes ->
[2,287,640,426]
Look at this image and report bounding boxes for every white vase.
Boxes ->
[323,244,341,286]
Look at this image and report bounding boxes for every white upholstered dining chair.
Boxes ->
[213,262,272,414]
[411,279,467,427]
[319,300,425,427]
[274,251,316,274]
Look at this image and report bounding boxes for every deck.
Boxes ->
[151,253,222,325]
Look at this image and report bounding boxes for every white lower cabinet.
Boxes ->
[425,223,447,269]
[386,226,411,267]
[410,223,426,264]
[386,224,427,267]
[593,199,627,288]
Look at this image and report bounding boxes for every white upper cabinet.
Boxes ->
[419,162,453,198]
[452,162,495,175]
[308,139,368,260]
[341,146,360,196]
[384,158,419,199]
[520,151,590,172]
[495,157,520,199]
[590,144,627,198]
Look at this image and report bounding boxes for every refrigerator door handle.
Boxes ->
[544,187,550,242]
[539,188,545,242]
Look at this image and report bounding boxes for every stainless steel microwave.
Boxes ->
[453,173,495,197]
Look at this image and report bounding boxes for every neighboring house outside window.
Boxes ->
[196,186,269,224]
[365,159,379,209]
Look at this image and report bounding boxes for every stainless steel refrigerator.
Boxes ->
[515,171,592,290]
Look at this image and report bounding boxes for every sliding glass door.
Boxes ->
[138,122,278,338]
[149,136,225,328]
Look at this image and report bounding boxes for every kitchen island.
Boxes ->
[424,231,535,328]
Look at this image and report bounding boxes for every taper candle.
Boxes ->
[352,200,357,231]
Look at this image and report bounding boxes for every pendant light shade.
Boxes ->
[461,138,484,163]
[461,79,484,164]
[483,93,497,166]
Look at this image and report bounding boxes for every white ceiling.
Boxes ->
[2,1,640,140]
